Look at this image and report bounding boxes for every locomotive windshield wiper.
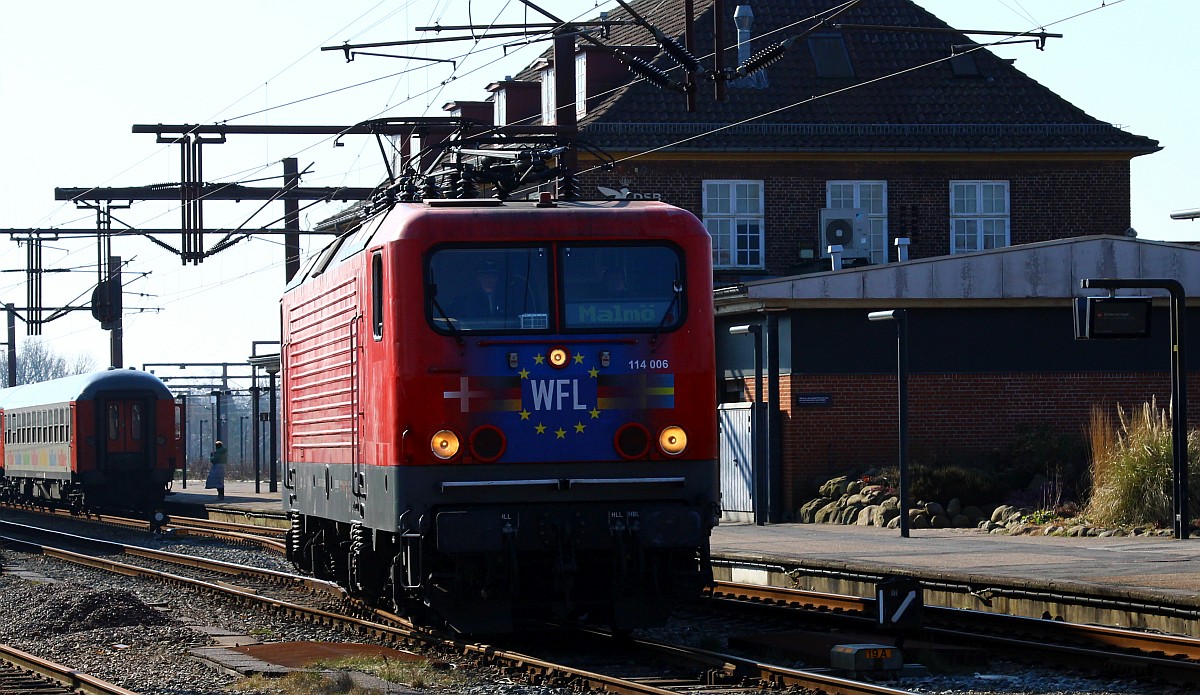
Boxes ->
[650,277,683,349]
[428,281,464,345]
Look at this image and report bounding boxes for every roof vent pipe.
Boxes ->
[734,5,766,87]
[828,245,844,271]
[895,237,911,262]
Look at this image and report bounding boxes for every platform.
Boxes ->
[164,479,286,526]
[163,480,1200,630]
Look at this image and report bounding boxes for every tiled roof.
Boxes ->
[518,0,1159,154]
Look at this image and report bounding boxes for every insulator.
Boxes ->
[421,176,442,200]
[652,27,702,73]
[736,36,796,77]
[557,172,580,201]
[623,55,684,92]
[458,165,478,198]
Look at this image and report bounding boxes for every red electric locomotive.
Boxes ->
[0,369,183,514]
[282,189,719,632]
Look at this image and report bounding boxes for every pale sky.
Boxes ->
[0,0,1190,381]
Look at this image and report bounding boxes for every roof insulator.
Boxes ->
[736,36,796,78]
[622,54,686,93]
[652,27,703,73]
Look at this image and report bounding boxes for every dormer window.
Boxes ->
[541,66,556,125]
[575,53,587,117]
[494,89,507,126]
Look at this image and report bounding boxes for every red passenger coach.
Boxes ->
[282,197,719,632]
[0,369,182,514]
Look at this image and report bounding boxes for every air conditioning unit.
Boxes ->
[819,208,871,259]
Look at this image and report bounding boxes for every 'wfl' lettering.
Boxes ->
[529,379,589,411]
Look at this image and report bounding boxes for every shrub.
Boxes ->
[1085,399,1200,527]
[877,462,999,508]
[985,424,1088,507]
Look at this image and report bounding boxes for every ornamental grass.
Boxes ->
[1085,398,1200,528]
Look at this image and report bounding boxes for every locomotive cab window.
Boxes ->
[371,252,384,340]
[561,244,686,331]
[427,246,550,333]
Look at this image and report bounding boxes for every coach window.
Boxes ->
[561,244,685,331]
[131,404,143,441]
[371,253,384,340]
[108,404,120,441]
[427,246,549,332]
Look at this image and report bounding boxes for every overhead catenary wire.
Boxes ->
[5,0,1130,366]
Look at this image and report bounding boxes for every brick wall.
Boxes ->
[579,157,1132,276]
[763,371,1186,511]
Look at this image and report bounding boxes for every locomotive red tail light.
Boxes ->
[469,425,506,463]
[431,429,461,460]
[614,423,652,460]
[658,426,688,456]
[548,346,570,368]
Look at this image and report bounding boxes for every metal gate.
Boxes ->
[718,403,754,523]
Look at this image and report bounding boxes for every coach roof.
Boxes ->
[0,369,173,410]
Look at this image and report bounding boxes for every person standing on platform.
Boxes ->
[206,440,227,500]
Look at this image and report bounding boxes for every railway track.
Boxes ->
[711,579,1200,684]
[1,519,921,695]
[0,501,286,553]
[7,503,1199,691]
[0,518,340,611]
[0,642,137,695]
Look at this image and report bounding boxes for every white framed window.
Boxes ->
[827,180,888,263]
[703,180,764,269]
[541,67,556,125]
[950,180,1010,253]
[575,53,587,117]
[493,88,507,126]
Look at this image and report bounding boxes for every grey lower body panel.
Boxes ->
[284,459,718,535]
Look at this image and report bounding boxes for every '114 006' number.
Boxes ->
[629,359,669,370]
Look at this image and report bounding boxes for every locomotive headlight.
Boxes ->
[548,346,570,368]
[431,429,461,460]
[658,426,688,456]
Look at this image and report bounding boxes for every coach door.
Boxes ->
[100,397,153,470]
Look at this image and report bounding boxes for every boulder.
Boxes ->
[798,497,831,523]
[815,501,841,523]
[820,475,852,499]
[946,498,962,517]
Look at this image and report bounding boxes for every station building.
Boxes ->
[436,0,1183,516]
